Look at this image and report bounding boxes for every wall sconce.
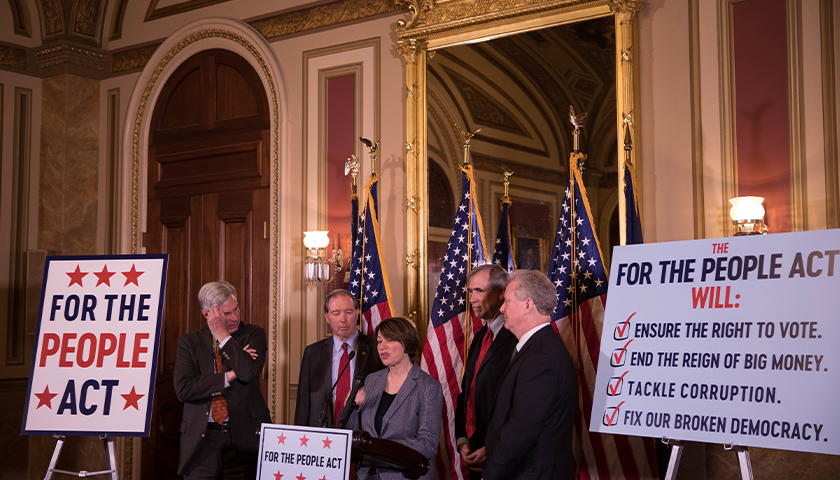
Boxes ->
[729,196,769,236]
[303,231,343,285]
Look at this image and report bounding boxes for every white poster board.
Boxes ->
[22,255,167,437]
[590,230,839,455]
[257,424,354,480]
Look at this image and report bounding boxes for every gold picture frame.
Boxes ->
[396,0,643,334]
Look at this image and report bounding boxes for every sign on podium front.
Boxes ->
[257,424,354,480]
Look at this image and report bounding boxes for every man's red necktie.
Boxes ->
[465,329,493,438]
[334,342,350,425]
[212,344,229,424]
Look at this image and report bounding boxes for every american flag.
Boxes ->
[347,173,394,335]
[492,198,516,272]
[549,154,658,480]
[421,165,488,480]
[625,161,643,246]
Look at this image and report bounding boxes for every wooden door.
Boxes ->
[141,49,271,480]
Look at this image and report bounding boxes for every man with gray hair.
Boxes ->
[484,270,577,480]
[455,264,516,479]
[294,289,382,427]
[174,281,271,479]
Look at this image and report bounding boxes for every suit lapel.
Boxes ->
[355,335,372,374]
[380,363,419,433]
[363,371,386,433]
[477,327,514,377]
[199,327,216,375]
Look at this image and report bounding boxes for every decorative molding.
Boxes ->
[7,0,32,37]
[821,0,838,229]
[717,1,738,237]
[71,0,103,38]
[0,44,27,70]
[443,66,528,135]
[34,42,107,70]
[112,43,161,74]
[786,0,806,231]
[109,0,128,40]
[249,0,403,40]
[396,0,605,43]
[38,0,65,38]
[689,0,705,239]
[145,0,232,22]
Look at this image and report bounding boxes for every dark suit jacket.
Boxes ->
[353,362,443,480]
[173,322,272,476]
[294,332,382,427]
[484,326,577,480]
[455,323,517,454]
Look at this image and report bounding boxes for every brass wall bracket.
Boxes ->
[407,195,419,212]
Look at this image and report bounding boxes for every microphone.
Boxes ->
[318,350,356,428]
[336,372,366,429]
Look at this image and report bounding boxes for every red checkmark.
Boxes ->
[604,401,625,426]
[608,371,629,396]
[613,339,633,364]
[616,312,636,338]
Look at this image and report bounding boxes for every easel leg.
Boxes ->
[725,444,754,480]
[44,435,65,480]
[103,435,119,480]
[661,438,683,480]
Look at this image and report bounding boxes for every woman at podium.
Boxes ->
[352,316,443,480]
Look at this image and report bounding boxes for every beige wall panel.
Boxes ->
[266,12,406,421]
[98,72,140,254]
[699,0,726,239]
[639,0,696,243]
[0,71,42,379]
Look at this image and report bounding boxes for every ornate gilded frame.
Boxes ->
[395,0,643,332]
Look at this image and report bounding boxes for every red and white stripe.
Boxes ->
[554,294,658,480]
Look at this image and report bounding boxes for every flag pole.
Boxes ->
[568,105,587,374]
[457,124,481,371]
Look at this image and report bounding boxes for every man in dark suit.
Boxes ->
[484,270,577,480]
[173,281,272,479]
[455,265,516,479]
[294,289,383,427]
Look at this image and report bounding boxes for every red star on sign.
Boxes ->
[320,476,327,480]
[322,436,332,449]
[274,472,283,480]
[95,265,117,287]
[299,435,309,447]
[277,433,287,445]
[67,265,88,287]
[121,386,144,410]
[122,264,144,287]
[296,474,306,480]
[35,386,58,409]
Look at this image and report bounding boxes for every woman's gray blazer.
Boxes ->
[353,362,443,480]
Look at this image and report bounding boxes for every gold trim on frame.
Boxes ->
[127,29,282,455]
[821,0,839,228]
[689,0,706,239]
[250,0,402,41]
[786,0,807,231]
[717,1,739,237]
[397,0,642,334]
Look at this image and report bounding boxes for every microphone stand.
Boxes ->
[337,372,366,429]
[319,350,355,428]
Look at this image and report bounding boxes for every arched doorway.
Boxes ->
[142,48,271,479]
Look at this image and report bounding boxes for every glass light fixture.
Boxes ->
[303,231,343,285]
[729,196,768,236]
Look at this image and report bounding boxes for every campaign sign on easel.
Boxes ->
[257,424,353,480]
[590,230,839,455]
[22,255,167,437]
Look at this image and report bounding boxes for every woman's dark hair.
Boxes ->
[375,316,419,358]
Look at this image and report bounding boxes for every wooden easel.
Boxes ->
[44,434,118,479]
[662,438,753,480]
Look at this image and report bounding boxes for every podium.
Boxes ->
[350,431,429,480]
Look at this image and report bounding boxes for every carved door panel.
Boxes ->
[143,189,269,479]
